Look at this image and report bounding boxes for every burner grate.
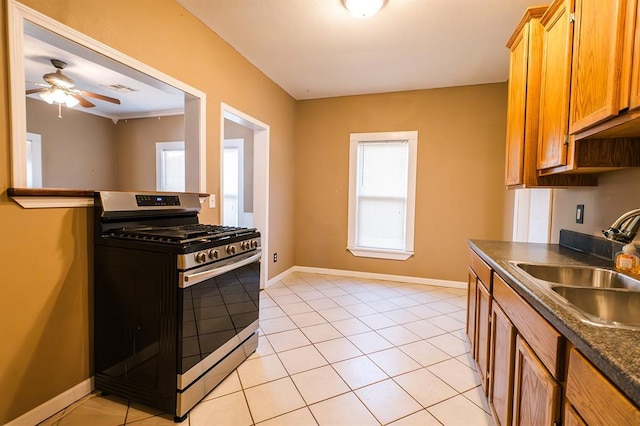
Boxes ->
[108,224,257,245]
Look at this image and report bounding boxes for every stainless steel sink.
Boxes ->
[551,286,640,328]
[510,262,640,329]
[511,262,640,291]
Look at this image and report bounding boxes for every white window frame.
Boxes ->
[156,141,185,192]
[347,130,418,261]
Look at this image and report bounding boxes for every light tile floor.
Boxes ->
[38,272,494,425]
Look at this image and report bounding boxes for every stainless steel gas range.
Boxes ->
[93,191,261,421]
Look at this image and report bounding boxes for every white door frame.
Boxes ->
[221,103,270,289]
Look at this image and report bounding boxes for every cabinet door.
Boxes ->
[569,0,627,133]
[538,0,574,170]
[489,303,516,426]
[566,348,640,425]
[476,280,491,394]
[630,0,640,110]
[512,335,560,425]
[564,403,587,426]
[466,269,478,357]
[505,22,529,186]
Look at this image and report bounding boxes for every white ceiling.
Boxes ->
[177,0,544,100]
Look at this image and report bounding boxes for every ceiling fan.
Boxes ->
[26,59,121,109]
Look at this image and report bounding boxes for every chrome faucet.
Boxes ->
[602,209,640,243]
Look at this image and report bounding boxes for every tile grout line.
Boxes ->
[260,274,478,424]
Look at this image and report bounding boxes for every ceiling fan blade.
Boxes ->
[71,93,95,108]
[26,88,49,95]
[80,90,121,105]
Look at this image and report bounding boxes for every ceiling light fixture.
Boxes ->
[38,88,79,118]
[345,0,384,18]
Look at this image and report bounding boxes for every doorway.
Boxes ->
[221,103,270,289]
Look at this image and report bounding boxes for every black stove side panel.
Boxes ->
[94,245,177,414]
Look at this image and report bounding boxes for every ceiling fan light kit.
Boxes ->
[345,0,384,18]
[39,87,79,107]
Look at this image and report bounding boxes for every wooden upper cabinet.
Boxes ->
[569,0,627,133]
[630,0,640,110]
[505,7,547,187]
[538,0,574,170]
[505,4,597,186]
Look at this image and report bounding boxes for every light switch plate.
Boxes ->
[209,194,215,208]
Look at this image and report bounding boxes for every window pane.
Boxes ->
[162,149,185,191]
[355,141,408,250]
[359,142,408,197]
[356,197,406,249]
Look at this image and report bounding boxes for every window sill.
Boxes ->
[8,188,210,209]
[347,246,413,261]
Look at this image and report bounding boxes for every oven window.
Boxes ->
[180,260,260,374]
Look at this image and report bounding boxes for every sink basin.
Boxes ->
[512,262,640,291]
[510,262,640,328]
[551,286,640,328]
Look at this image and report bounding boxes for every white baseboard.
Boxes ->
[267,265,466,289]
[6,378,93,426]
[266,266,297,288]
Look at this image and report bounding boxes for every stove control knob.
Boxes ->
[251,240,259,249]
[241,241,250,250]
[195,252,207,263]
[226,245,236,255]
[208,249,219,260]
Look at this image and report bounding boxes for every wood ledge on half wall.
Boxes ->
[7,188,210,209]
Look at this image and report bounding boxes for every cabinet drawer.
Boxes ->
[469,248,492,290]
[493,273,564,379]
[566,348,640,425]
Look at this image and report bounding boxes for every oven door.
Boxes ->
[177,249,261,390]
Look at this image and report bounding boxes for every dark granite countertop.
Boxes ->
[469,239,640,407]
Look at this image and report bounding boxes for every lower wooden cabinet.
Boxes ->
[565,348,640,425]
[489,303,515,426]
[476,280,492,394]
[468,248,493,395]
[564,403,587,426]
[466,247,640,425]
[512,335,561,425]
[466,268,478,357]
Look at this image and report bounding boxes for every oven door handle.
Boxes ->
[180,250,262,288]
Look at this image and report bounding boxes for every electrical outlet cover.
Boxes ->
[576,204,584,224]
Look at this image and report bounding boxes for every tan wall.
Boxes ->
[551,167,640,243]
[294,84,511,282]
[0,0,296,423]
[116,115,185,191]
[26,97,119,189]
